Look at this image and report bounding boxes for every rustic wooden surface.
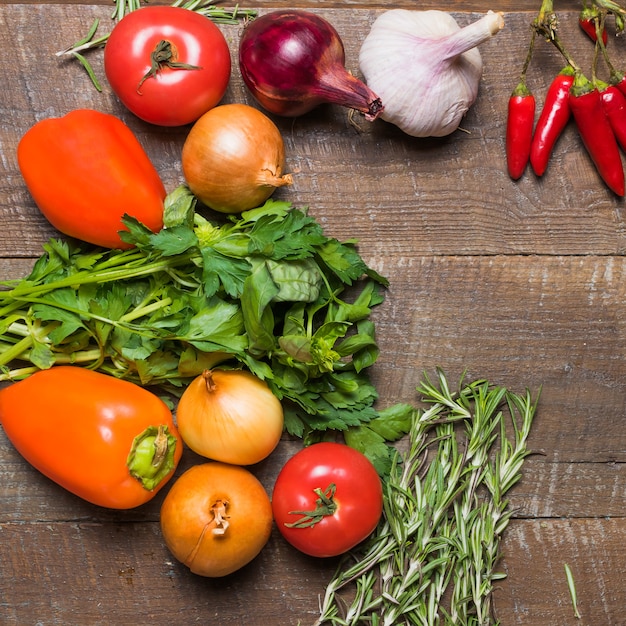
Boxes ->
[1,0,625,624]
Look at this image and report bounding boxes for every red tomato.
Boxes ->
[104,6,232,126]
[17,109,166,249]
[271,442,383,557]
[0,366,183,509]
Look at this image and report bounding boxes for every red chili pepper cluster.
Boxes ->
[507,1,626,196]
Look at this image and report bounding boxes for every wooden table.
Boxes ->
[1,0,625,623]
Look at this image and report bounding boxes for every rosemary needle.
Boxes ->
[314,368,540,626]
[564,563,582,619]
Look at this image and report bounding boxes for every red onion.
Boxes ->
[238,10,383,120]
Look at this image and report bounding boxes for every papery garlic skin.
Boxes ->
[359,10,505,137]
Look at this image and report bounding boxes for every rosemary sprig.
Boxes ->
[56,0,256,89]
[314,368,540,626]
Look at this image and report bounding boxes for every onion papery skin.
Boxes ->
[181,103,293,214]
[160,462,273,577]
[239,10,383,120]
[175,369,284,466]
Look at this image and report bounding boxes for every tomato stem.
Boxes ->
[137,40,202,93]
[127,425,178,490]
[285,483,338,528]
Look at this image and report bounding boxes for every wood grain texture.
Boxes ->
[1,2,625,625]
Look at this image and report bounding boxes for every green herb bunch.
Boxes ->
[315,369,539,626]
[0,187,396,465]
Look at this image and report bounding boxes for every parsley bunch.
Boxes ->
[0,187,406,469]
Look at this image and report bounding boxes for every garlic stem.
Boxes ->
[441,11,505,61]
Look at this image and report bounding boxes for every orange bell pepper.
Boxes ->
[17,109,166,249]
[0,366,182,509]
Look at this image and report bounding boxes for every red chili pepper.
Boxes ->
[506,81,535,180]
[569,74,625,196]
[530,66,575,176]
[579,8,608,45]
[599,82,626,152]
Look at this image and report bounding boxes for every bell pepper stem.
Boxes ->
[127,425,178,490]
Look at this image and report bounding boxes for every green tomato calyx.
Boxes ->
[285,483,338,528]
[137,40,202,93]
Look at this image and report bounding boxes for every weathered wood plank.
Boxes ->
[1,517,624,624]
[370,253,626,462]
[0,519,335,625]
[496,518,626,625]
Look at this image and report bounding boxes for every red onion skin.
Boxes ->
[239,10,383,120]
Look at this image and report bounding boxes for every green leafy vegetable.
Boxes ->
[0,186,394,462]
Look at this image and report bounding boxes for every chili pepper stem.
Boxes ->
[533,0,581,72]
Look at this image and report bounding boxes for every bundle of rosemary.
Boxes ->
[315,369,539,626]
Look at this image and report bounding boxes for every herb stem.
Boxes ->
[0,334,35,368]
[120,296,173,324]
[1,253,195,301]
[564,563,582,619]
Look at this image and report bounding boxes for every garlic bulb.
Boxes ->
[359,10,505,137]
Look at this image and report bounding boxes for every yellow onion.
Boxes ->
[181,103,293,213]
[176,369,284,465]
[160,462,273,577]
